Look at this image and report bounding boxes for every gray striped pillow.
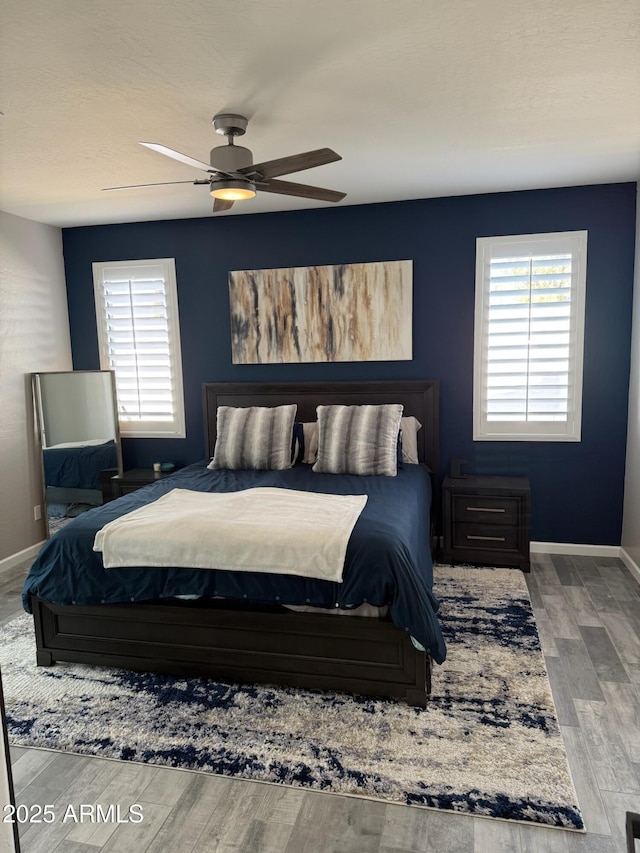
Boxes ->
[208,404,297,470]
[312,404,404,476]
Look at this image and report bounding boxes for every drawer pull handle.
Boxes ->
[466,506,506,513]
[466,535,506,542]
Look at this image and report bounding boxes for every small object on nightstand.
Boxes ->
[441,474,531,572]
[449,458,468,478]
[153,462,161,472]
[160,462,175,472]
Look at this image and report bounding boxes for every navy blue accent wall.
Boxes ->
[62,182,637,545]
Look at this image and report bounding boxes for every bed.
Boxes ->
[25,380,443,707]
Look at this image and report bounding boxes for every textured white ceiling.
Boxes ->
[1,0,639,227]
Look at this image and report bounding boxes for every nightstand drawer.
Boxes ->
[452,522,521,552]
[117,485,145,496]
[452,495,519,525]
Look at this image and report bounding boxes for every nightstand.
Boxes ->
[99,467,119,503]
[441,475,531,572]
[108,468,175,500]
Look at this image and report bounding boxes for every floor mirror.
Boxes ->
[32,370,123,537]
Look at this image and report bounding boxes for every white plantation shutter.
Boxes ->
[474,232,587,441]
[93,259,186,438]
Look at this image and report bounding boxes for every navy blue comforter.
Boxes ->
[23,462,446,664]
[43,439,118,489]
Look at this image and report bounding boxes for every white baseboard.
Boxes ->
[530,541,622,558]
[620,547,640,584]
[0,541,44,573]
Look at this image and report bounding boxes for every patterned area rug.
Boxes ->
[1,566,583,830]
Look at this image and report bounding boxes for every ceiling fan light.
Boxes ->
[210,180,256,201]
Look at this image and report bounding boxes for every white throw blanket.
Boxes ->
[93,487,368,583]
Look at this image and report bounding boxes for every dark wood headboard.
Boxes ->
[202,380,439,476]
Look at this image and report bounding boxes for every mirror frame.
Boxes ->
[32,370,123,538]
[0,668,20,852]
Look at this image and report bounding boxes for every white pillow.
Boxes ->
[400,416,422,464]
[291,422,318,464]
[301,422,318,464]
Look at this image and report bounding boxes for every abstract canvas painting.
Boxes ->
[229,260,412,364]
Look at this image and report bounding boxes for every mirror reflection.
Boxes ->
[33,371,122,536]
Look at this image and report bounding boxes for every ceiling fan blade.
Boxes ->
[240,148,341,180]
[102,180,202,191]
[139,142,233,177]
[256,178,346,203]
[213,198,235,212]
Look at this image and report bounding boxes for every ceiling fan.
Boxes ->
[103,113,347,212]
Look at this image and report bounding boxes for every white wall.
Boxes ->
[0,211,71,560]
[622,183,640,567]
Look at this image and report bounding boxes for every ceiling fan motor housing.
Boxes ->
[209,144,253,173]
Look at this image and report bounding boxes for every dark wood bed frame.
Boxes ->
[31,380,440,707]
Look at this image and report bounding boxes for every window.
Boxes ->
[92,259,186,438]
[474,231,587,441]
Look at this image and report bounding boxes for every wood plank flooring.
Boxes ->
[1,553,639,852]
